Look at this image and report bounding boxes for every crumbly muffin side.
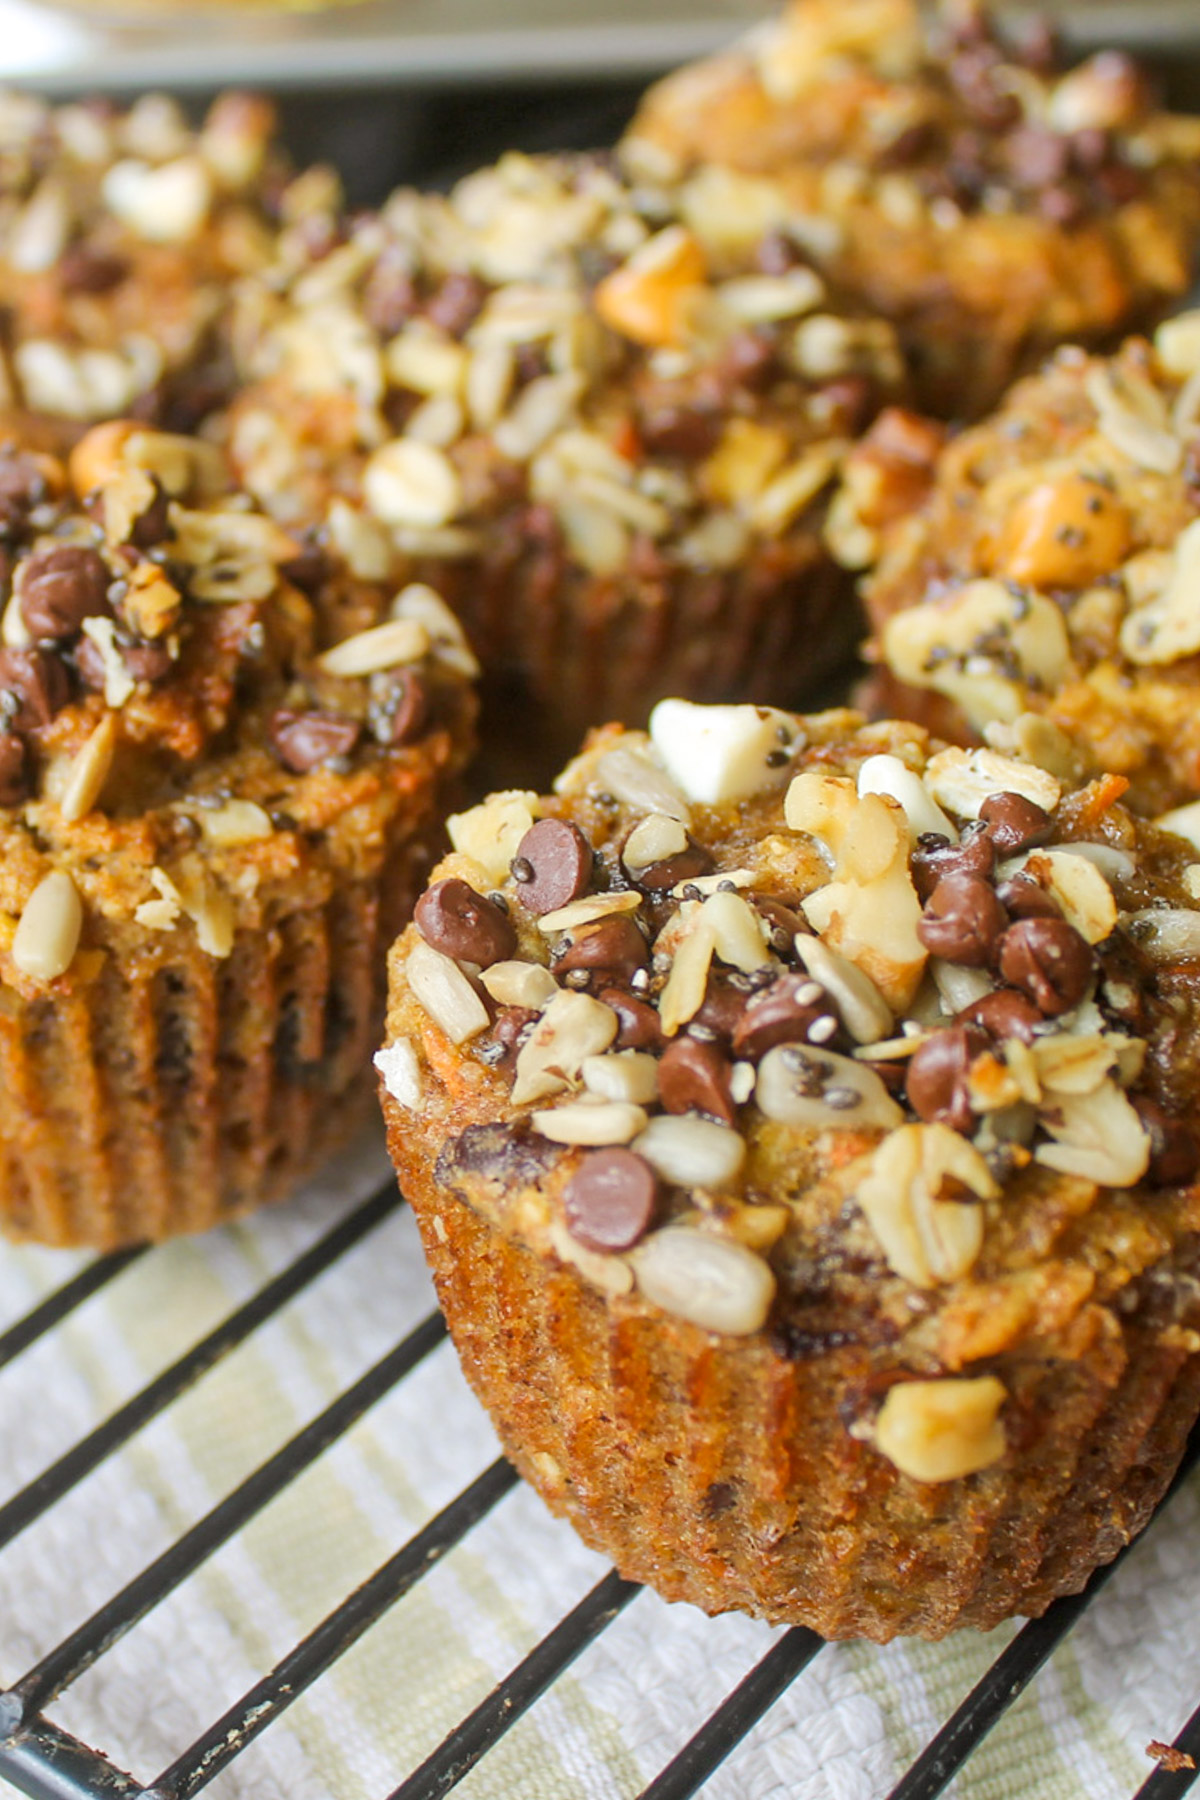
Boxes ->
[0,421,474,1245]
[381,700,1200,1638]
[218,150,913,745]
[626,0,1200,416]
[864,314,1200,817]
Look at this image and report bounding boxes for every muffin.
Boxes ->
[624,0,1200,417]
[0,419,474,1248]
[865,315,1200,821]
[380,699,1200,1641]
[0,89,292,440]
[219,149,908,754]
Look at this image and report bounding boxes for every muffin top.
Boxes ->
[627,0,1200,225]
[0,89,292,430]
[381,700,1200,1482]
[220,149,906,595]
[0,419,474,988]
[869,317,1200,815]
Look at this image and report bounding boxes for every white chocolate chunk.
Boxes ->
[649,699,801,805]
[374,1038,422,1108]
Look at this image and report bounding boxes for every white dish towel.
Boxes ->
[0,1122,1196,1800]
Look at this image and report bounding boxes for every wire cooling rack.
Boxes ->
[0,1149,1197,1800]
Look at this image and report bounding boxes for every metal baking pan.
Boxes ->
[5,0,1200,95]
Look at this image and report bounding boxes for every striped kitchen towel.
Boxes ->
[0,1121,1196,1800]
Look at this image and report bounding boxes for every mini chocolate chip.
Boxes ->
[415,877,516,969]
[0,450,48,538]
[555,915,648,986]
[1133,1096,1200,1188]
[120,639,174,685]
[957,989,1044,1046]
[631,843,715,892]
[599,986,664,1051]
[484,1005,540,1069]
[658,1035,737,1126]
[996,918,1093,1016]
[19,546,111,640]
[905,1025,988,1133]
[383,668,430,746]
[269,708,362,773]
[281,540,332,597]
[693,975,750,1047]
[0,730,28,805]
[753,894,807,956]
[0,647,70,731]
[425,271,486,338]
[995,871,1062,921]
[911,824,994,901]
[732,972,838,1062]
[513,818,593,916]
[57,242,129,293]
[917,872,1008,967]
[638,404,721,461]
[564,1147,658,1253]
[979,791,1054,856]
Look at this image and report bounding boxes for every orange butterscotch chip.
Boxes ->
[593,224,708,348]
[989,472,1133,590]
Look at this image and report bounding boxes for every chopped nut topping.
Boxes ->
[12,870,83,981]
[856,1123,995,1288]
[874,1376,1006,1483]
[632,1227,775,1335]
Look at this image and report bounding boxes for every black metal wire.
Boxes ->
[0,1181,401,1554]
[887,1431,1200,1800]
[146,1458,520,1799]
[387,1569,640,1800]
[1135,1703,1200,1799]
[0,1250,145,1375]
[1,1312,447,1734]
[637,1627,825,1800]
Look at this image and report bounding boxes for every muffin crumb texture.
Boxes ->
[382,700,1200,1638]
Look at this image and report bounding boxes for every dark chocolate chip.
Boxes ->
[513,818,594,916]
[555,915,648,986]
[564,1147,658,1253]
[19,545,111,640]
[415,877,516,969]
[956,989,1044,1046]
[995,917,1093,1016]
[0,730,28,805]
[120,638,174,685]
[484,1005,539,1068]
[657,1036,737,1126]
[0,647,70,731]
[599,986,664,1051]
[752,894,807,958]
[732,972,837,1062]
[917,872,1008,967]
[1133,1096,1200,1189]
[979,791,1054,856]
[905,1025,988,1133]
[269,708,362,773]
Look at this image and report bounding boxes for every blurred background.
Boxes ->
[3,0,1200,205]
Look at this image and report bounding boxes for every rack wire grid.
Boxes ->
[0,1141,1196,1800]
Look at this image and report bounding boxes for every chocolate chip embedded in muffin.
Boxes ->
[565,1147,659,1252]
[996,917,1093,1016]
[917,872,1008,966]
[269,708,362,772]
